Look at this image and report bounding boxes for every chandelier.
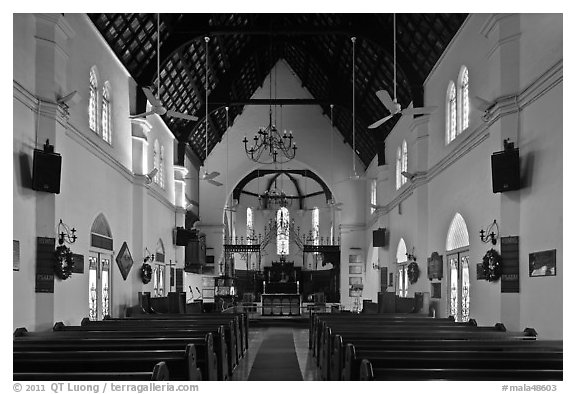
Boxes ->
[260,187,292,209]
[242,66,297,164]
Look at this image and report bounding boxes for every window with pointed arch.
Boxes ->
[153,140,160,185]
[101,83,112,144]
[396,238,409,297]
[159,145,165,188]
[88,67,98,132]
[276,207,289,255]
[458,66,470,132]
[370,179,377,214]
[312,207,320,245]
[396,140,408,189]
[446,81,457,144]
[246,207,254,244]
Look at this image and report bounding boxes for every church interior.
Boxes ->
[12,12,564,382]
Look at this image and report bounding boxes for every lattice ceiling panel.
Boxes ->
[88,13,467,166]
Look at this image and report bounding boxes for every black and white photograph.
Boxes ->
[10,8,565,387]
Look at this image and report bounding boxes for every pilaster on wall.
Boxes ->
[483,13,522,331]
[33,13,75,331]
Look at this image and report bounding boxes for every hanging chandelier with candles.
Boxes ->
[242,65,297,164]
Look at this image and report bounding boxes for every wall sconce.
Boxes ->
[372,262,383,270]
[57,219,77,245]
[479,219,499,245]
[406,247,416,262]
[143,247,155,263]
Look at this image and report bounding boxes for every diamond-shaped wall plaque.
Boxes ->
[116,241,133,281]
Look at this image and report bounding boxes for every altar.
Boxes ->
[261,259,301,316]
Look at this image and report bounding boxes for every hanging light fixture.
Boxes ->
[242,62,297,164]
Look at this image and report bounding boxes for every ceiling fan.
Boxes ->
[130,14,198,122]
[184,171,222,187]
[368,14,437,130]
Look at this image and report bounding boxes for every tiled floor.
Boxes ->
[231,326,322,381]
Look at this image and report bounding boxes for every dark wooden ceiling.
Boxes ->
[88,13,467,167]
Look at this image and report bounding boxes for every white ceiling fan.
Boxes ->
[184,171,222,187]
[368,14,437,130]
[130,14,198,122]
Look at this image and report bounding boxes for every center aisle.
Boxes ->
[247,327,303,381]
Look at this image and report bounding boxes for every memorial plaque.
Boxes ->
[501,236,520,293]
[36,237,55,293]
[71,254,84,274]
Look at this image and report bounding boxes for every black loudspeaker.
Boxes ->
[32,149,62,194]
[373,228,387,247]
[175,227,194,246]
[491,148,520,193]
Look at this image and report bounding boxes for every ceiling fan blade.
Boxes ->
[368,114,394,129]
[375,90,397,113]
[203,171,221,180]
[129,110,157,119]
[166,110,198,121]
[142,87,162,107]
[402,106,438,116]
[207,179,223,187]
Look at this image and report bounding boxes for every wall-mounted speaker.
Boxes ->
[373,228,387,247]
[32,149,62,194]
[491,148,520,193]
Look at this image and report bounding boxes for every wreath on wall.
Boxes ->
[141,263,153,284]
[54,245,75,280]
[407,262,420,284]
[482,248,503,282]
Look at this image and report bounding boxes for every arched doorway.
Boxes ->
[396,238,408,297]
[446,213,470,322]
[88,213,113,321]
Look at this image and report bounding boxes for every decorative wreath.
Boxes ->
[407,262,420,284]
[482,248,503,282]
[141,263,153,284]
[54,244,74,280]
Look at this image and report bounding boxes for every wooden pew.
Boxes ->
[79,317,241,369]
[51,322,230,380]
[359,359,563,381]
[13,361,170,381]
[14,345,202,380]
[343,342,563,380]
[15,328,221,381]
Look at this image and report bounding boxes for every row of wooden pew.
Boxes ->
[310,313,563,381]
[14,312,248,381]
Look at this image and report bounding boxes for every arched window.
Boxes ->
[153,140,160,185]
[446,213,471,322]
[88,67,98,132]
[312,207,320,245]
[458,66,469,132]
[396,146,402,189]
[246,207,254,244]
[159,145,165,188]
[446,81,457,144]
[88,213,113,321]
[401,140,408,180]
[276,207,289,255]
[101,83,111,144]
[396,238,408,297]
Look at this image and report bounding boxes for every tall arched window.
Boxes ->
[446,213,471,322]
[276,207,289,255]
[159,145,165,188]
[101,83,111,144]
[153,140,160,185]
[88,67,98,132]
[396,238,408,297]
[446,81,457,144]
[246,207,254,244]
[88,213,113,321]
[312,208,320,245]
[396,146,402,189]
[458,66,469,132]
[401,140,408,179]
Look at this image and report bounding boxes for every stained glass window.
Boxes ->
[101,259,110,318]
[396,147,402,189]
[246,208,253,244]
[88,257,98,321]
[459,66,469,131]
[101,84,111,144]
[159,145,165,188]
[447,81,457,144]
[153,140,160,184]
[89,68,98,132]
[276,207,289,255]
[461,255,470,322]
[370,179,377,214]
[449,256,459,318]
[312,208,319,245]
[401,140,408,185]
